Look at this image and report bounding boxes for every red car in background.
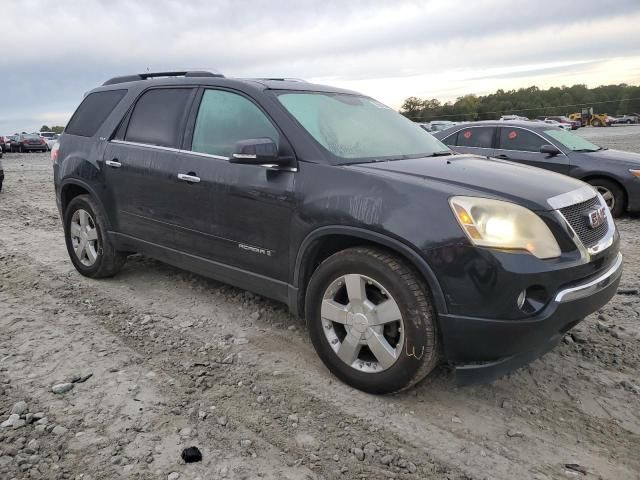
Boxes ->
[0,136,11,153]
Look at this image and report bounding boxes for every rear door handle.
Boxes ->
[105,159,122,168]
[494,154,510,159]
[177,173,201,183]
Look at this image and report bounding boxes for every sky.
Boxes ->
[2,0,640,133]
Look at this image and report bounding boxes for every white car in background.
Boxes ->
[539,119,572,131]
[38,132,60,150]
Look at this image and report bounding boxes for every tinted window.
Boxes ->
[456,127,495,148]
[442,131,458,146]
[192,90,279,157]
[66,89,127,137]
[125,88,192,148]
[499,128,546,152]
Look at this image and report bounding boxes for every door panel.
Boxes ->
[172,152,295,281]
[103,141,183,248]
[496,127,570,174]
[167,88,296,282]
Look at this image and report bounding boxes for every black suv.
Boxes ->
[53,71,623,394]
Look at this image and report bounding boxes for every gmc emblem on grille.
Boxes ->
[587,206,606,229]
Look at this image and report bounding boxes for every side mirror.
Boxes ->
[540,144,560,156]
[229,138,280,165]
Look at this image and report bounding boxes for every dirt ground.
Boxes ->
[0,126,639,480]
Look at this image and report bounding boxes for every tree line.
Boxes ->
[39,125,65,134]
[400,83,640,122]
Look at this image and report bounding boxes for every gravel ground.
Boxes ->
[0,127,639,480]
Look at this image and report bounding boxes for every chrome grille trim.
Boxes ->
[547,185,597,210]
[554,192,616,258]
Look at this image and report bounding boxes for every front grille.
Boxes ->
[560,196,608,248]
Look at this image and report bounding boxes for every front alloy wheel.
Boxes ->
[306,247,440,394]
[321,274,404,373]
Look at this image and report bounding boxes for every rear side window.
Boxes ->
[456,127,495,148]
[65,89,127,137]
[499,128,546,152]
[442,132,458,146]
[125,88,193,148]
[191,89,279,157]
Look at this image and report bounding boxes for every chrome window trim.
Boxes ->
[180,150,229,161]
[446,125,568,157]
[108,140,297,171]
[110,139,180,153]
[555,252,623,302]
[497,126,568,156]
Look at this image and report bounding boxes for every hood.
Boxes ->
[581,148,640,167]
[346,154,587,211]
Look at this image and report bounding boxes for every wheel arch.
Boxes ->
[292,226,447,318]
[580,174,628,209]
[59,179,113,229]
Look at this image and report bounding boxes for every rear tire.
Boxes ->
[64,194,126,278]
[306,247,440,394]
[587,178,625,217]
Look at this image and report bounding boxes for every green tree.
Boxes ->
[51,126,65,134]
[400,83,640,121]
[39,125,52,132]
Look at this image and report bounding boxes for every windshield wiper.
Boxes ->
[573,148,600,153]
[428,151,453,157]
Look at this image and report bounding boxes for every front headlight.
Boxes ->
[449,196,561,259]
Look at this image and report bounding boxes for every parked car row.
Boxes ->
[0,132,59,153]
[611,114,639,125]
[434,120,640,217]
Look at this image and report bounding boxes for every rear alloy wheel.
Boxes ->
[306,247,439,394]
[64,194,126,278]
[588,178,625,217]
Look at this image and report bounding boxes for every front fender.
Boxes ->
[292,225,448,316]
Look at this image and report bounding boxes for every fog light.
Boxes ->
[517,290,526,310]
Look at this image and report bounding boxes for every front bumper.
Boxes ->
[439,252,623,385]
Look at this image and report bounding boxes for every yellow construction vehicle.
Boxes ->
[568,108,611,127]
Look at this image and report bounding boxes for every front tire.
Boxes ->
[64,195,126,278]
[588,178,625,217]
[306,247,440,394]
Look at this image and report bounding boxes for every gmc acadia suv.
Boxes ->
[53,71,623,394]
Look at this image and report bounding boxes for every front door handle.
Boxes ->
[177,173,201,183]
[105,159,122,168]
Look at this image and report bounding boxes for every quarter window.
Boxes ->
[191,90,279,158]
[442,132,458,146]
[125,88,193,148]
[456,127,495,148]
[499,128,546,152]
[66,89,127,137]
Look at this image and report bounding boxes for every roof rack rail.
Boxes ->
[102,70,224,86]
[252,77,307,83]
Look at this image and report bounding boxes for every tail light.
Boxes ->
[40,138,46,144]
[51,143,60,163]
[22,139,28,144]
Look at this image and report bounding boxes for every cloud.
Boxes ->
[1,0,639,132]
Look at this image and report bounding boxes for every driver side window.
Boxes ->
[191,90,279,158]
[499,128,546,152]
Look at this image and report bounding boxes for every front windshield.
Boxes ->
[277,92,449,161]
[544,129,599,152]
